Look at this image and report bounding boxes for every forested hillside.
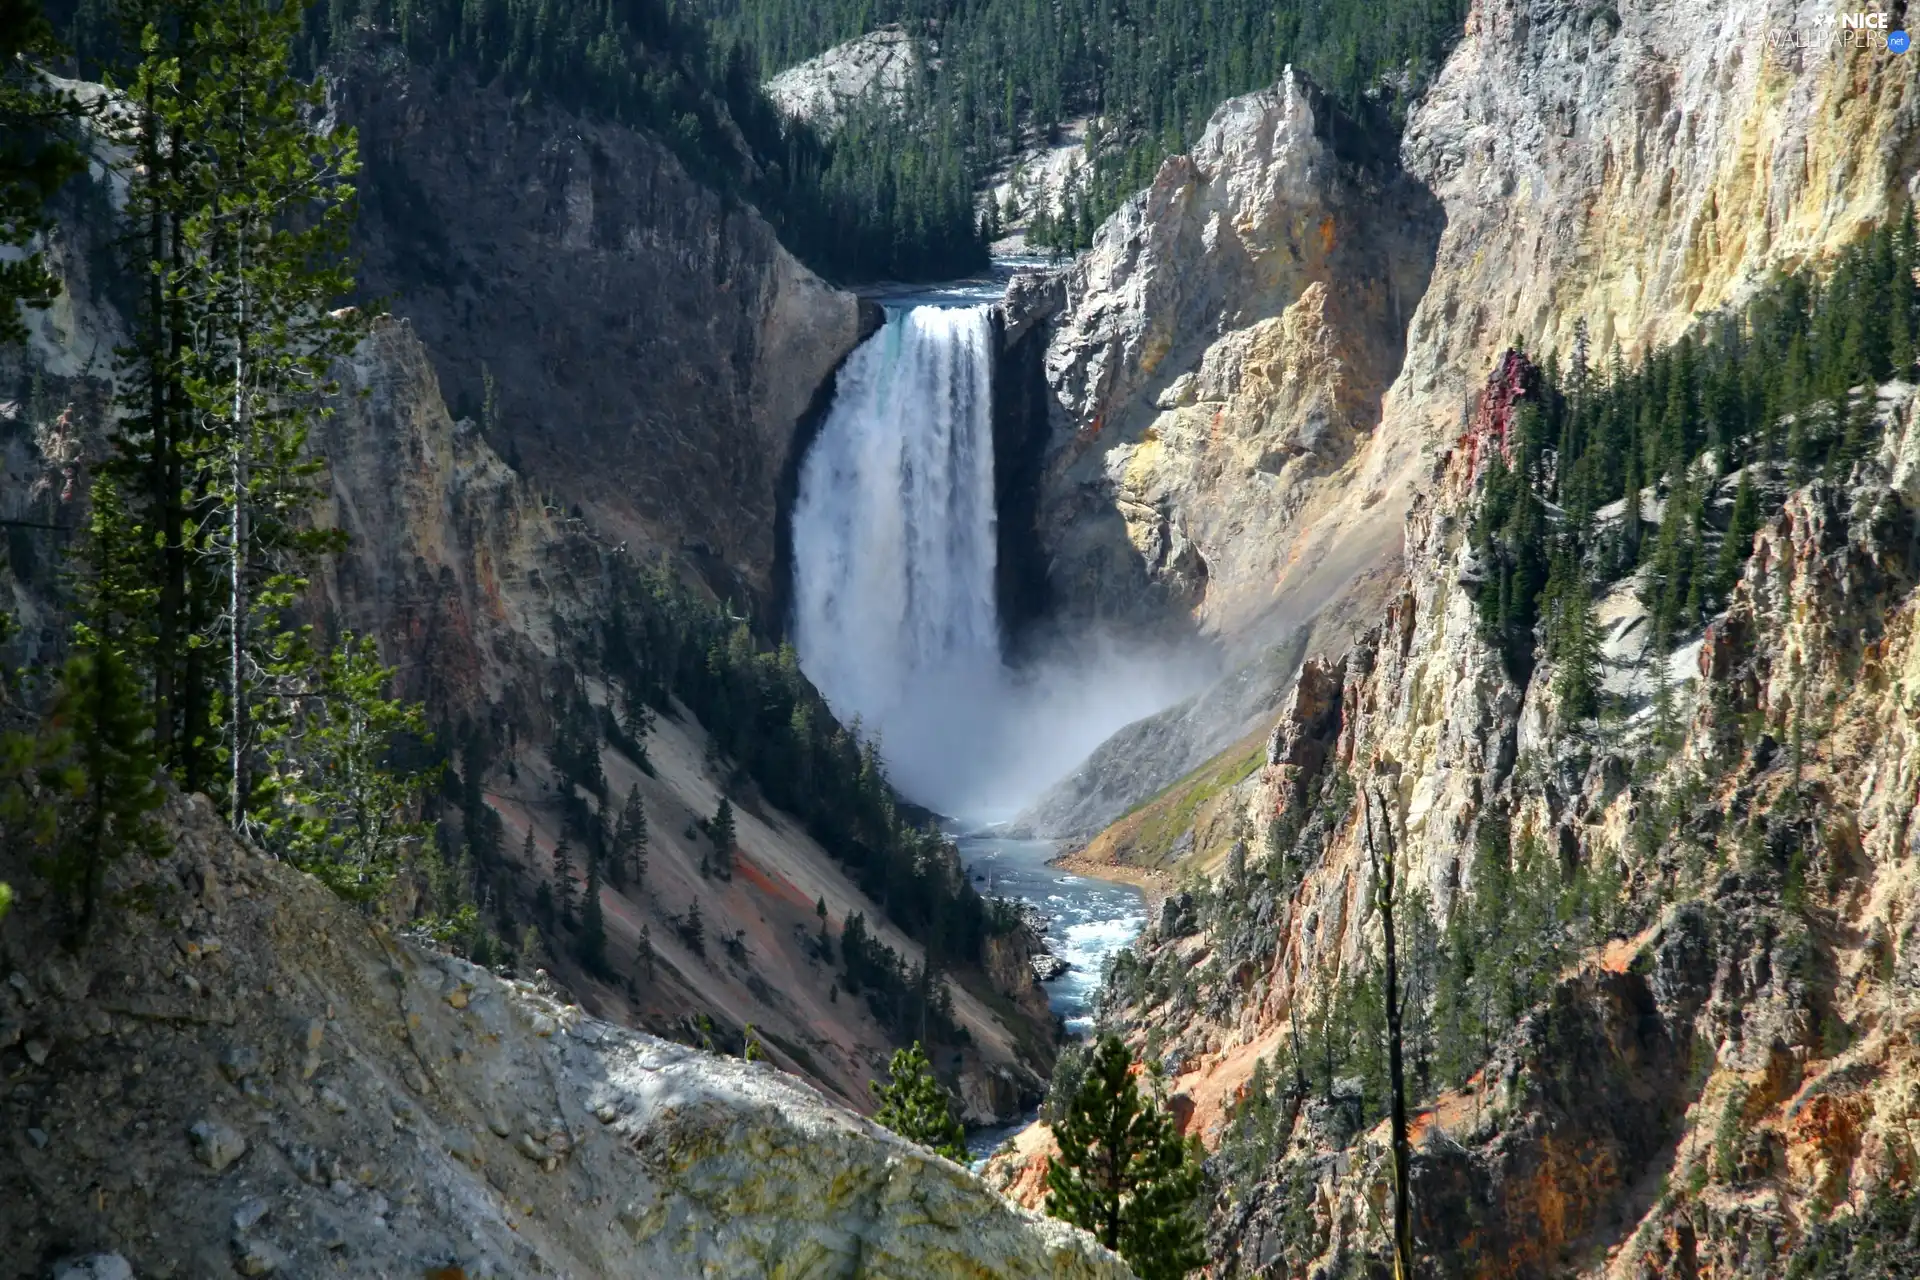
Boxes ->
[49,0,1468,275]
[5,0,1045,1112]
[48,0,985,280]
[695,0,1469,250]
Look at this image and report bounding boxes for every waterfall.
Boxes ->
[792,300,1211,821]
[790,304,1003,811]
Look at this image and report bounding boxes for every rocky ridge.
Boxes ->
[338,50,869,614]
[0,792,1132,1280]
[764,28,923,136]
[1015,0,1920,836]
[998,367,1920,1276]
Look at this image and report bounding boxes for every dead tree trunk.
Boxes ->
[1365,785,1415,1280]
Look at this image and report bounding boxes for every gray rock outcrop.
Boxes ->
[0,792,1133,1280]
[766,27,923,135]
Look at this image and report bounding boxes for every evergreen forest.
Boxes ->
[691,0,1471,253]
[48,0,986,281]
[48,0,1473,277]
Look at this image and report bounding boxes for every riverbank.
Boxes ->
[1047,845,1178,915]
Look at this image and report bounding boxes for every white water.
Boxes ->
[790,303,1206,819]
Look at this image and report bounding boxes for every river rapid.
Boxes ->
[958,834,1146,1157]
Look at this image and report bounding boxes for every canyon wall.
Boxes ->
[336,52,869,615]
[1017,0,1919,835]
[314,317,1055,1122]
[1003,365,1920,1276]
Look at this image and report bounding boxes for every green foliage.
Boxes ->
[870,1040,967,1161]
[16,647,165,945]
[613,784,648,888]
[1214,1050,1299,1194]
[1427,821,1609,1092]
[695,0,1469,256]
[90,0,372,812]
[839,910,962,1045]
[576,852,607,973]
[1544,551,1601,720]
[257,635,437,903]
[708,794,735,879]
[0,478,164,946]
[677,896,704,955]
[0,0,86,344]
[1046,1035,1206,1280]
[1042,1038,1091,1125]
[1469,209,1919,683]
[551,835,576,924]
[262,0,985,280]
[603,563,997,973]
[1784,1185,1920,1278]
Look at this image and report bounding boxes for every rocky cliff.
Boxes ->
[0,791,1132,1280]
[764,27,923,135]
[312,316,1055,1123]
[1016,0,1920,834]
[997,362,1920,1275]
[337,51,869,615]
[1027,71,1442,641]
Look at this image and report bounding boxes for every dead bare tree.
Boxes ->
[1363,783,1415,1280]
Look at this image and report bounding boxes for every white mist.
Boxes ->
[790,303,1206,822]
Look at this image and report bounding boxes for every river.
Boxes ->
[958,833,1146,1158]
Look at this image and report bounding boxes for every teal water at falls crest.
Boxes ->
[790,305,1003,813]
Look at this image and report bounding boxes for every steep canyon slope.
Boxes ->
[337,51,870,614]
[0,792,1129,1280]
[4,57,1056,1131]
[1022,366,1920,1277]
[1017,0,1919,837]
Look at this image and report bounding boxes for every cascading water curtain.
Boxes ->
[790,304,1002,811]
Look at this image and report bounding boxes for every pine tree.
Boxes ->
[1,478,166,947]
[871,1041,967,1161]
[1553,570,1602,721]
[257,636,436,903]
[30,643,164,946]
[1716,470,1761,599]
[710,795,736,879]
[106,0,370,811]
[552,837,576,926]
[682,898,705,956]
[615,784,649,887]
[1617,450,1644,573]
[1046,1037,1206,1280]
[0,0,84,344]
[577,855,607,974]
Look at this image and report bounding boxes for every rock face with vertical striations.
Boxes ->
[1014,0,1920,835]
[336,53,867,614]
[1031,69,1443,641]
